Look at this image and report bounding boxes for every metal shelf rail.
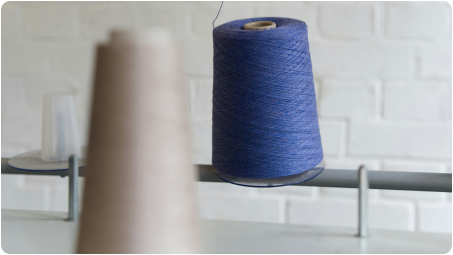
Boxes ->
[2,157,451,236]
[3,158,451,192]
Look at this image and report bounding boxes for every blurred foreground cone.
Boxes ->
[77,29,200,254]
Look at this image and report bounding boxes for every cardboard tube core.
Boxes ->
[243,21,276,30]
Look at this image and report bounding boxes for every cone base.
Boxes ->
[215,159,325,188]
[8,147,87,171]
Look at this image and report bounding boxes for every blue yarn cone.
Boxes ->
[212,17,323,185]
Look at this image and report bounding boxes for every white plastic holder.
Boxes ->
[41,92,81,161]
[8,92,86,171]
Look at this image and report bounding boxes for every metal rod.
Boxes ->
[2,159,451,192]
[198,165,452,192]
[358,165,368,238]
[67,155,78,222]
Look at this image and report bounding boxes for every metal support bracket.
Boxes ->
[66,155,78,222]
[358,165,368,238]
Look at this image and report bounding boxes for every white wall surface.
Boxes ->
[1,1,452,233]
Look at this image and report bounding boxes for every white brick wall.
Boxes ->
[199,193,285,223]
[319,120,346,156]
[386,2,450,38]
[320,3,374,38]
[384,81,450,120]
[22,3,79,38]
[289,198,415,230]
[1,1,451,234]
[418,42,452,78]
[350,122,452,159]
[310,42,411,78]
[418,203,452,233]
[80,3,136,40]
[320,79,376,119]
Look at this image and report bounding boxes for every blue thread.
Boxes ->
[212,1,223,28]
[212,17,323,179]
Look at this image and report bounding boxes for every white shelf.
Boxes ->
[2,209,451,254]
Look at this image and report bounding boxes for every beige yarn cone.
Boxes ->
[77,29,200,254]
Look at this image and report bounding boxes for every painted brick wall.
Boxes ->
[1,1,451,233]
